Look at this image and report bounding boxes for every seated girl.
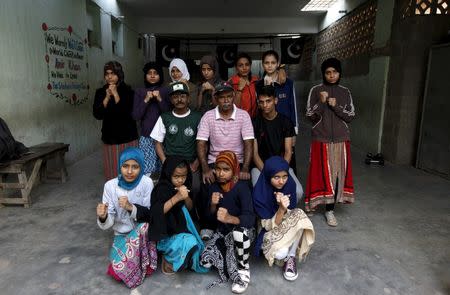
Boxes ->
[253,156,315,281]
[134,156,208,275]
[200,151,255,294]
[96,147,157,288]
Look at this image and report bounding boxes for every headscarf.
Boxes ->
[321,57,342,85]
[142,62,164,87]
[117,147,145,190]
[253,156,296,219]
[215,151,240,193]
[199,55,221,84]
[253,156,297,256]
[104,61,124,84]
[169,58,190,82]
[148,156,192,241]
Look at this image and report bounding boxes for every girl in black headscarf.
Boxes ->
[134,156,208,275]
[132,62,170,177]
[93,61,138,180]
[305,57,356,227]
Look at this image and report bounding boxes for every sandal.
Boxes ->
[161,257,175,275]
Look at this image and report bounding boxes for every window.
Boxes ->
[111,16,123,56]
[301,0,339,11]
[86,0,102,48]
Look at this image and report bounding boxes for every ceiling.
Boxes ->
[119,0,322,18]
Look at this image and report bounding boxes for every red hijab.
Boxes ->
[215,151,240,193]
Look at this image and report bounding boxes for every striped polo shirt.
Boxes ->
[197,105,254,164]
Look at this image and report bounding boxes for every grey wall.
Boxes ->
[295,0,394,155]
[382,8,450,165]
[0,0,143,163]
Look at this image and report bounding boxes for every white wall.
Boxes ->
[319,0,367,31]
[0,0,143,163]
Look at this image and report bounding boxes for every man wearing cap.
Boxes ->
[196,81,254,184]
[150,81,202,193]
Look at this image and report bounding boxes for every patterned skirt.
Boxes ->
[103,140,138,181]
[261,209,315,267]
[107,223,158,288]
[138,136,161,176]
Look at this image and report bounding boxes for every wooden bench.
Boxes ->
[0,142,69,208]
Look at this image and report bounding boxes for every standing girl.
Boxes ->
[132,62,170,177]
[197,55,222,113]
[253,156,314,281]
[93,61,138,180]
[169,58,199,110]
[96,147,157,288]
[305,57,356,226]
[229,53,259,119]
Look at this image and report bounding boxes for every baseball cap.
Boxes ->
[214,81,234,96]
[169,82,189,96]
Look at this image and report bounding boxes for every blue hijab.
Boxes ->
[117,147,145,190]
[253,156,297,256]
[253,156,297,219]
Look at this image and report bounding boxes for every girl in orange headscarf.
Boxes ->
[200,151,255,293]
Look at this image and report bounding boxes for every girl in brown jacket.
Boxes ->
[305,57,356,227]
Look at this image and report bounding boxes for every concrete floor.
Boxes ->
[0,128,449,295]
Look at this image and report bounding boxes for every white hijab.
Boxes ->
[169,58,190,82]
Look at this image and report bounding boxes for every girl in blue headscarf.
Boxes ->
[253,156,315,281]
[96,147,157,288]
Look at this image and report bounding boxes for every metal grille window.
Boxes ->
[315,0,377,64]
[403,0,449,17]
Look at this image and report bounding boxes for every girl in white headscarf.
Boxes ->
[169,58,198,110]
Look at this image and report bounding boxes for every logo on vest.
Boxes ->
[184,127,194,137]
[168,124,178,134]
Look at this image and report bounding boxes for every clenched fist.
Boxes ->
[97,203,109,219]
[211,192,223,205]
[319,91,328,103]
[118,196,133,212]
[217,207,229,223]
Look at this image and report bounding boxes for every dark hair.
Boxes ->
[104,61,124,84]
[262,50,279,63]
[142,62,164,87]
[176,161,187,169]
[235,52,252,66]
[258,85,276,99]
[235,52,253,79]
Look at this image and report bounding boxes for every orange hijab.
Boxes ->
[215,151,240,193]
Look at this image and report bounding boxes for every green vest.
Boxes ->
[161,111,201,162]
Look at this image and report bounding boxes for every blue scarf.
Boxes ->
[117,147,145,190]
[252,156,297,255]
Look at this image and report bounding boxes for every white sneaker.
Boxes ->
[238,269,250,283]
[200,229,214,240]
[325,210,338,227]
[231,269,250,293]
[231,281,248,294]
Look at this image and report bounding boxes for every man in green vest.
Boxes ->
[151,81,202,197]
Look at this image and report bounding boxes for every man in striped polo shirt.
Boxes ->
[197,81,254,184]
